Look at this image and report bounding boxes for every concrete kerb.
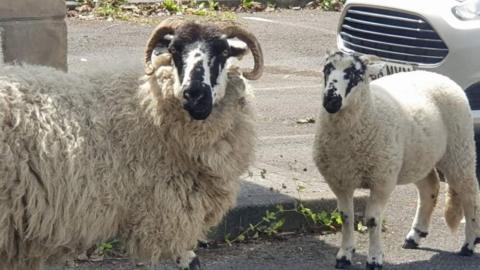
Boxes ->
[127,0,313,8]
[209,0,312,8]
[208,162,368,241]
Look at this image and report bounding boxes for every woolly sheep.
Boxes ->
[0,19,263,270]
[313,51,480,270]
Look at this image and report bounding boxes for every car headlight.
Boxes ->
[453,0,480,20]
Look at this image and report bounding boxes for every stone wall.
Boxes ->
[0,0,67,71]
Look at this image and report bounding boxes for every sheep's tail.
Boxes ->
[444,184,464,231]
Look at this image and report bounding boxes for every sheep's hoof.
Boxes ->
[335,256,351,269]
[182,257,202,270]
[366,261,382,270]
[458,244,474,257]
[402,238,418,249]
[198,240,210,249]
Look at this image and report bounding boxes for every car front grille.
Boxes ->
[339,6,449,65]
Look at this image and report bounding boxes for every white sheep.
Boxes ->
[313,51,480,270]
[0,18,263,270]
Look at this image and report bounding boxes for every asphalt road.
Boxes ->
[58,184,478,270]
[55,10,480,270]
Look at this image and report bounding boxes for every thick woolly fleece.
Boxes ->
[0,63,255,270]
[313,70,478,228]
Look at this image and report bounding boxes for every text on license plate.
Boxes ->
[370,63,416,81]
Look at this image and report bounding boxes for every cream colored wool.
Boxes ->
[0,63,255,269]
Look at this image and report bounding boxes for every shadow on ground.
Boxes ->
[384,248,480,270]
[199,235,480,270]
[209,180,368,240]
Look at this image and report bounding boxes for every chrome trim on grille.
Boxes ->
[344,17,435,33]
[340,32,448,52]
[347,9,424,24]
[339,6,449,65]
[342,25,443,43]
[343,40,444,60]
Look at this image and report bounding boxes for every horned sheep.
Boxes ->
[313,51,480,269]
[0,18,263,270]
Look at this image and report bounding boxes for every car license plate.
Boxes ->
[370,62,416,80]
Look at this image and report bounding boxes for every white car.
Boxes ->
[337,0,480,127]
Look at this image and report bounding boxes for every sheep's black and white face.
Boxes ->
[322,51,385,114]
[322,52,368,114]
[153,23,249,120]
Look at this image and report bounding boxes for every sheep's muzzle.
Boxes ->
[323,93,343,114]
[182,80,213,120]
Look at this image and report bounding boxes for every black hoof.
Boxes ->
[402,238,419,249]
[198,240,210,248]
[182,257,202,270]
[413,228,428,238]
[458,244,474,257]
[335,256,351,269]
[366,262,382,270]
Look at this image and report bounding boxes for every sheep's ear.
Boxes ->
[155,34,174,49]
[359,54,381,65]
[323,51,332,62]
[152,45,173,68]
[365,62,386,79]
[360,55,385,79]
[152,52,173,68]
[227,39,248,59]
[325,48,336,56]
[323,49,337,65]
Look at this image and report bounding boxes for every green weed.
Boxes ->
[224,181,345,245]
[162,0,183,13]
[93,0,128,18]
[242,0,254,9]
[319,0,345,11]
[97,238,121,256]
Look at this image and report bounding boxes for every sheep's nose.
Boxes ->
[183,81,210,104]
[323,94,342,114]
[182,81,213,120]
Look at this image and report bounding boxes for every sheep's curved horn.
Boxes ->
[222,26,264,80]
[144,18,184,75]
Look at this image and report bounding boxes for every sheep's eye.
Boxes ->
[222,49,229,57]
[169,47,177,54]
[323,63,334,76]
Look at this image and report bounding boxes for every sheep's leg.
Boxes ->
[439,161,480,256]
[176,250,202,270]
[365,185,394,270]
[403,169,440,249]
[197,239,210,248]
[449,177,480,256]
[458,191,480,256]
[437,128,480,256]
[333,189,355,269]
